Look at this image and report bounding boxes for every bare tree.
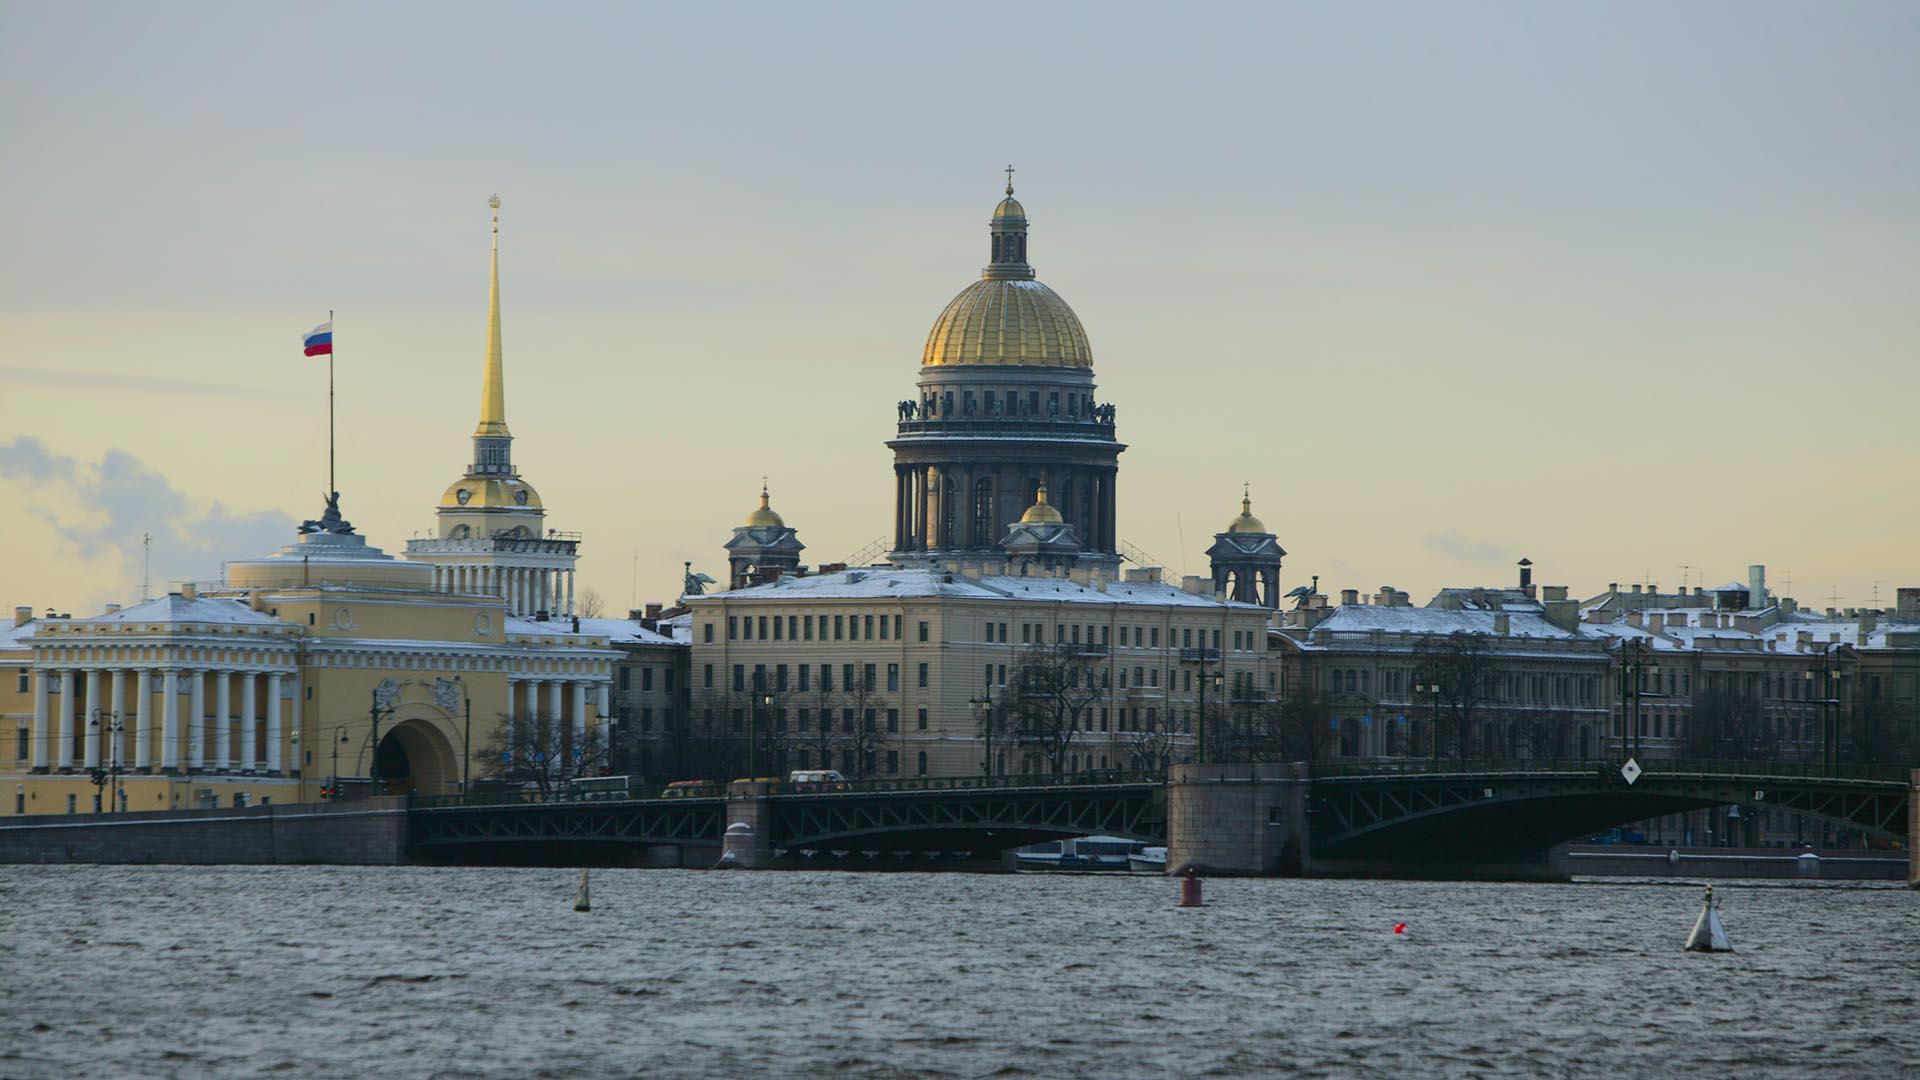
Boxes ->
[786,681,845,774]
[477,712,609,797]
[1413,633,1496,761]
[1008,644,1107,775]
[1685,687,1777,761]
[576,588,607,619]
[837,675,890,779]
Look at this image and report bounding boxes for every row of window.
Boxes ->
[714,614,918,644]
[616,666,675,694]
[711,662,927,694]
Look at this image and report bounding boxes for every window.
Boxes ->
[917,707,928,730]
[758,616,768,640]
[742,617,753,641]
[985,664,994,688]
[821,665,833,691]
[665,669,675,693]
[1022,624,1032,644]
[887,750,899,774]
[878,615,888,641]
[799,665,811,691]
[727,616,737,640]
[776,664,789,691]
[731,709,744,733]
[753,664,766,691]
[918,662,928,688]
[834,615,844,640]
[848,616,859,641]
[641,707,653,732]
[1184,628,1193,649]
[843,664,856,691]
[15,726,26,761]
[804,615,815,640]
[703,664,714,689]
[917,751,928,776]
[642,668,654,692]
[1150,628,1159,647]
[887,709,899,732]
[619,668,631,691]
[773,616,783,641]
[863,664,876,691]
[732,665,744,692]
[887,664,900,691]
[788,616,798,640]
[15,672,27,693]
[918,620,929,642]
[798,707,811,731]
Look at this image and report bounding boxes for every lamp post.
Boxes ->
[87,709,123,813]
[366,690,395,787]
[1413,678,1441,766]
[1615,640,1656,763]
[450,675,473,795]
[329,726,349,798]
[1805,646,1839,775]
[970,694,994,780]
[750,692,772,780]
[1181,647,1222,765]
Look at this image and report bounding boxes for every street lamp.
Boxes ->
[1180,646,1222,765]
[328,726,349,798]
[752,692,772,779]
[969,693,994,780]
[1805,646,1839,774]
[450,675,474,795]
[1615,640,1656,763]
[1413,678,1441,765]
[87,709,123,813]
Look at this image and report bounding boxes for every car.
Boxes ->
[661,780,718,798]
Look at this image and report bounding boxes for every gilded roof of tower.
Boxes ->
[439,476,544,511]
[922,278,1092,368]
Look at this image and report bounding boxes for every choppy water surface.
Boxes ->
[1,867,1915,1078]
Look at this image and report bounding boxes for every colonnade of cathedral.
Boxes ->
[430,564,576,618]
[28,666,295,776]
[892,463,1117,554]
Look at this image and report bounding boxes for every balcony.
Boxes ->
[891,414,1118,443]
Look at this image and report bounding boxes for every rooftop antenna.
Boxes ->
[1782,569,1793,597]
[1872,581,1881,608]
[630,550,639,612]
[1678,564,1692,592]
[1828,585,1842,609]
[142,532,151,601]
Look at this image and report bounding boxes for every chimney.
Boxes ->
[1340,588,1359,607]
[1493,612,1510,635]
[1626,611,1643,628]
[103,603,121,615]
[12,605,30,627]
[1608,582,1619,596]
[644,602,663,620]
[1631,584,1642,595]
[1648,613,1665,633]
[1797,630,1812,651]
[1860,610,1878,637]
[1748,564,1767,609]
[1517,558,1534,597]
[181,583,197,600]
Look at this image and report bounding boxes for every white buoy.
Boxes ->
[573,868,591,913]
[1683,884,1731,952]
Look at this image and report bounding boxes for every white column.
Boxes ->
[266,672,284,773]
[84,669,103,769]
[240,672,258,772]
[567,569,576,617]
[55,669,74,769]
[215,672,231,770]
[595,682,610,721]
[290,673,302,776]
[187,671,206,770]
[30,669,49,770]
[570,681,588,751]
[160,669,179,770]
[109,670,127,771]
[134,669,153,769]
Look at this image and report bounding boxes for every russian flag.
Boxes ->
[302,321,333,357]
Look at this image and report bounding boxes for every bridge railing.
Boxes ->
[408,770,1165,809]
[1305,757,1911,783]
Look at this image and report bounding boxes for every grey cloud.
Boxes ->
[1422,530,1508,564]
[0,436,296,599]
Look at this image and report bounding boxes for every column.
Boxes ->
[215,672,231,770]
[84,669,103,769]
[160,669,179,770]
[522,569,533,617]
[109,670,127,772]
[290,673,302,777]
[240,672,258,772]
[571,681,588,751]
[566,569,575,617]
[538,570,550,615]
[187,671,206,770]
[546,680,563,728]
[30,669,49,770]
[595,683,610,721]
[134,669,152,769]
[266,672,284,773]
[55,669,74,769]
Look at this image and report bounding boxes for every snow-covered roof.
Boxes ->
[82,593,285,627]
[0,618,38,653]
[1308,604,1583,640]
[1583,609,1920,653]
[695,567,1267,612]
[502,615,687,648]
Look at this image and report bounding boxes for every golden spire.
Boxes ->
[475,194,511,438]
[1242,481,1252,517]
[1020,482,1064,524]
[744,477,785,528]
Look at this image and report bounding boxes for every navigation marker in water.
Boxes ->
[574,868,591,913]
[1683,885,1731,952]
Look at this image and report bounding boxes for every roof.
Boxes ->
[1305,604,1584,641]
[694,567,1268,612]
[82,593,285,627]
[1582,608,1920,653]
[504,615,688,648]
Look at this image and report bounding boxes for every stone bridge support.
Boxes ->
[1910,769,1918,890]
[722,780,775,869]
[1166,762,1311,876]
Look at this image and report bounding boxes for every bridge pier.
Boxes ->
[1910,769,1918,890]
[722,780,776,869]
[1166,762,1311,876]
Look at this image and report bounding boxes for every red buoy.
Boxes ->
[1178,868,1203,907]
[1393,922,1407,935]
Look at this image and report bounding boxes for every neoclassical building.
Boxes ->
[407,196,583,617]
[888,175,1124,571]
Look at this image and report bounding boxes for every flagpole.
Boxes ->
[328,308,335,496]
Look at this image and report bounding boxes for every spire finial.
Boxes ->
[1035,481,1049,505]
[1242,482,1252,516]
[1005,163,1015,196]
[760,476,770,508]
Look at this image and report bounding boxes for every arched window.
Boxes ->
[972,477,994,546]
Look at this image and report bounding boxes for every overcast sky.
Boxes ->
[3,2,1916,614]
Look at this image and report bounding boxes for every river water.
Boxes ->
[1,867,1915,1078]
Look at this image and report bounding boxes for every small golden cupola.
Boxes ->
[743,480,785,528]
[1019,483,1065,525]
[1226,485,1267,534]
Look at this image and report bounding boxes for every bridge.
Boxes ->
[404,761,1914,879]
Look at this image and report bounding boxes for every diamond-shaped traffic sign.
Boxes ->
[1620,758,1642,785]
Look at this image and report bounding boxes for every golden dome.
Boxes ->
[922,278,1092,368]
[1226,490,1267,534]
[744,483,784,528]
[440,476,542,510]
[993,195,1026,221]
[1019,484,1064,525]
